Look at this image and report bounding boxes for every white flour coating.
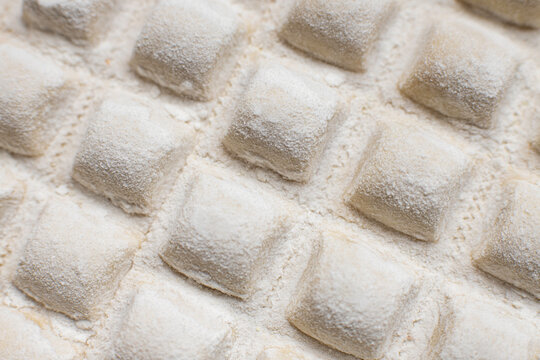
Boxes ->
[346,122,471,242]
[161,170,289,299]
[458,0,540,28]
[0,43,68,156]
[474,179,540,298]
[280,0,396,71]
[223,63,341,182]
[429,295,539,359]
[22,0,116,43]
[113,286,233,360]
[13,198,142,320]
[0,306,76,359]
[0,0,538,359]
[400,20,517,128]
[287,230,417,359]
[131,0,244,100]
[257,346,311,360]
[73,93,196,215]
[0,170,24,228]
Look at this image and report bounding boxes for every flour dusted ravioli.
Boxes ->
[22,0,116,43]
[459,0,540,28]
[287,231,417,359]
[161,171,288,298]
[400,22,515,128]
[0,307,76,360]
[223,64,341,182]
[346,123,470,242]
[72,95,195,215]
[131,0,243,100]
[0,44,67,156]
[13,199,142,319]
[474,179,540,298]
[114,287,233,360]
[430,297,538,360]
[280,0,395,71]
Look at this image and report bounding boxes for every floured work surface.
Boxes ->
[0,0,539,359]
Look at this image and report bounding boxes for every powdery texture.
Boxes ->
[0,307,76,360]
[72,95,196,215]
[257,347,312,360]
[114,287,233,360]
[13,198,142,320]
[0,43,67,156]
[0,170,24,227]
[346,122,470,242]
[22,0,117,43]
[223,64,341,182]
[400,21,516,128]
[474,179,540,298]
[429,296,539,359]
[131,0,243,101]
[459,0,540,28]
[161,171,289,299]
[287,230,417,360]
[280,0,395,71]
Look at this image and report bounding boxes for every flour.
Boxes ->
[0,0,538,359]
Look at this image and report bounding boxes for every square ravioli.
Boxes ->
[474,179,540,298]
[430,297,538,360]
[459,0,540,28]
[287,231,417,359]
[13,199,142,320]
[160,171,288,298]
[22,0,116,43]
[72,95,196,215]
[0,44,67,156]
[114,287,233,360]
[223,64,341,182]
[0,307,76,360]
[280,0,395,71]
[400,22,516,128]
[346,123,470,242]
[131,0,243,100]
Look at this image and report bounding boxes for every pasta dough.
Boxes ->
[474,179,540,298]
[161,171,288,299]
[13,198,142,319]
[280,0,395,71]
[346,123,470,242]
[0,44,67,156]
[430,296,538,360]
[72,94,195,215]
[131,0,243,100]
[287,231,417,359]
[22,0,117,43]
[459,0,540,28]
[0,307,76,360]
[114,287,233,360]
[400,21,516,128]
[223,64,341,182]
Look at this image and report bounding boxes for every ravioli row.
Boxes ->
[1,166,539,359]
[2,0,538,156]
